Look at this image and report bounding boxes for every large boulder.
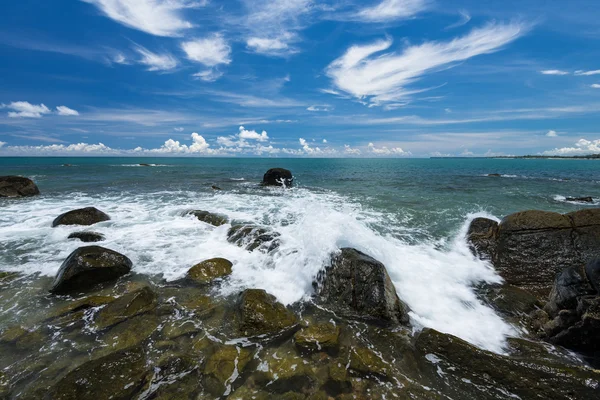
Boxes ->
[544,267,593,317]
[466,217,498,259]
[0,176,40,197]
[293,322,341,354]
[50,246,132,294]
[585,258,600,293]
[316,248,409,325]
[236,289,298,337]
[52,207,110,227]
[187,258,232,284]
[262,168,293,187]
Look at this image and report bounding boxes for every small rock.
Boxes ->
[585,259,600,293]
[203,345,253,396]
[487,173,502,177]
[68,231,105,243]
[50,246,132,294]
[185,210,228,227]
[254,350,316,393]
[139,163,152,167]
[52,207,110,227]
[161,320,200,340]
[349,347,389,379]
[0,176,40,198]
[237,289,298,337]
[101,314,160,353]
[187,258,233,284]
[211,185,222,190]
[227,224,280,252]
[262,168,293,187]
[94,286,158,329]
[294,323,341,354]
[566,197,594,203]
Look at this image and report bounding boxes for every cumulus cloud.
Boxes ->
[546,130,558,137]
[326,22,526,106]
[82,0,201,37]
[1,142,113,154]
[344,144,361,155]
[2,101,52,118]
[543,139,600,156]
[56,106,80,116]
[540,70,569,75]
[0,141,6,148]
[134,45,178,71]
[238,126,269,141]
[355,0,429,22]
[368,142,411,156]
[575,70,600,76]
[151,132,211,153]
[181,35,231,67]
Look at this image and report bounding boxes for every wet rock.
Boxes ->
[262,168,293,187]
[48,346,149,400]
[348,347,389,379]
[0,326,45,350]
[50,246,132,294]
[415,328,600,400]
[585,258,600,293]
[0,176,40,197]
[139,163,152,167]
[147,354,199,399]
[211,185,222,191]
[0,271,20,283]
[101,314,160,353]
[255,350,316,394]
[185,210,228,227]
[487,173,502,177]
[203,345,253,397]
[566,196,594,203]
[316,248,409,325]
[94,286,157,329]
[479,284,542,318]
[323,361,352,395]
[187,258,232,284]
[47,295,115,320]
[161,319,201,340]
[544,267,593,317]
[294,323,341,354]
[237,289,298,337]
[52,207,110,227]
[466,217,498,259]
[67,231,105,243]
[228,224,280,252]
[546,296,600,355]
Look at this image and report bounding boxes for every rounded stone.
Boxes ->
[187,258,233,284]
[52,207,110,227]
[262,168,293,187]
[0,176,40,198]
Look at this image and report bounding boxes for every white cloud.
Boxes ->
[575,70,600,76]
[134,45,178,71]
[355,0,429,22]
[307,105,332,112]
[1,142,113,154]
[543,138,600,156]
[82,0,201,37]
[56,106,80,116]
[181,35,231,67]
[368,142,411,156]
[445,10,471,30]
[174,127,184,132]
[0,141,5,148]
[2,101,51,118]
[344,144,361,155]
[113,53,129,64]
[540,70,569,75]
[151,132,211,153]
[546,130,558,137]
[193,69,224,82]
[238,126,269,141]
[323,139,327,143]
[247,36,295,56]
[326,22,526,106]
[591,84,600,89]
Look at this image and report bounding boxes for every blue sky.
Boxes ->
[0,0,599,157]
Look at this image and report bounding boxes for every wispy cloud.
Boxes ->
[181,34,232,67]
[445,10,471,30]
[307,105,333,112]
[592,84,600,88]
[134,45,178,71]
[2,101,51,118]
[325,21,527,106]
[540,69,569,75]
[56,106,80,116]
[81,0,202,37]
[246,34,298,57]
[354,0,430,23]
[575,70,600,76]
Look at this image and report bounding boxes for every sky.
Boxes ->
[0,0,599,157]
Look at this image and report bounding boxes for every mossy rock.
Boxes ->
[203,345,253,397]
[48,346,149,400]
[228,385,271,400]
[161,319,201,340]
[187,258,232,284]
[294,323,341,354]
[0,325,45,350]
[100,314,160,353]
[237,289,298,337]
[94,286,157,330]
[179,295,216,315]
[186,210,229,227]
[255,350,316,394]
[322,361,352,395]
[52,207,110,227]
[147,353,200,399]
[47,295,115,320]
[0,271,20,283]
[348,347,389,379]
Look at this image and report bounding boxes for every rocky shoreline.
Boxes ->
[1,171,600,399]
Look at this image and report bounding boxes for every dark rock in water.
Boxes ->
[547,297,600,354]
[236,289,298,337]
[293,323,341,354]
[0,176,40,198]
[466,217,498,259]
[227,224,280,252]
[585,258,600,293]
[52,207,110,227]
[94,286,158,329]
[185,210,228,227]
[253,348,317,394]
[566,196,594,203]
[67,231,105,243]
[415,328,600,400]
[62,164,72,167]
[203,345,253,396]
[545,267,593,317]
[211,185,222,190]
[50,246,132,294]
[187,257,232,284]
[139,163,152,167]
[478,283,542,318]
[48,346,149,400]
[316,248,409,325]
[487,173,502,177]
[262,168,293,187]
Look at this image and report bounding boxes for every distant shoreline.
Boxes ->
[431,154,600,160]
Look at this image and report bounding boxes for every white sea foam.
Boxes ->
[0,188,515,352]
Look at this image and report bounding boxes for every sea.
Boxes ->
[1,157,599,354]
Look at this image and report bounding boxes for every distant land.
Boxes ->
[430,154,600,159]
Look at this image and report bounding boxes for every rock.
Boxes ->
[0,176,40,197]
[546,296,600,355]
[52,207,110,227]
[0,326,45,350]
[254,350,316,393]
[47,295,115,320]
[161,320,200,340]
[187,258,232,284]
[415,328,600,400]
[185,210,228,227]
[262,168,293,187]
[211,185,222,190]
[566,196,594,203]
[487,173,502,177]
[101,314,160,353]
[294,323,341,354]
[316,248,409,325]
[466,217,498,259]
[0,271,20,283]
[544,267,593,317]
[479,284,542,318]
[94,286,158,329]
[585,258,600,293]
[67,231,105,243]
[203,345,253,396]
[50,246,132,294]
[227,224,280,252]
[139,163,152,167]
[349,347,390,379]
[48,346,149,400]
[237,289,298,337]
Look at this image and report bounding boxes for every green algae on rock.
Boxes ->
[203,345,253,396]
[187,257,233,284]
[294,322,341,354]
[236,288,298,337]
[94,286,157,329]
[52,207,110,227]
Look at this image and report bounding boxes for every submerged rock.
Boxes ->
[50,246,132,294]
[94,286,158,329]
[316,248,409,325]
[349,347,390,379]
[487,173,502,177]
[262,168,293,187]
[52,207,110,227]
[254,349,316,394]
[236,289,298,337]
[227,224,280,252]
[185,210,228,227]
[67,231,105,243]
[211,185,222,191]
[0,176,40,198]
[187,258,232,284]
[294,323,341,354]
[203,345,253,396]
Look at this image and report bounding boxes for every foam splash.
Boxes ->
[0,188,515,352]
